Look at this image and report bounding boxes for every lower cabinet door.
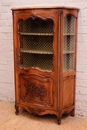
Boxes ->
[19,74,54,108]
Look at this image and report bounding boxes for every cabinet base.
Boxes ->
[15,104,75,125]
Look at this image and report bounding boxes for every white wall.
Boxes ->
[0,0,87,117]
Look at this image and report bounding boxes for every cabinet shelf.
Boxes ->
[63,33,75,36]
[20,48,53,54]
[63,51,74,54]
[19,32,54,36]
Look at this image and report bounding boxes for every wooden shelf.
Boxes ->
[20,48,53,54]
[63,51,74,54]
[19,32,54,36]
[63,33,75,36]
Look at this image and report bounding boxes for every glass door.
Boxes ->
[18,17,54,71]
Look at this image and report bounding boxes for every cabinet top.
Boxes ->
[11,6,79,11]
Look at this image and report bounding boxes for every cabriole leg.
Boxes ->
[70,109,75,117]
[58,119,61,125]
[15,105,19,115]
[57,113,62,125]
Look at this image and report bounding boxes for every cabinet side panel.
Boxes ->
[59,9,78,113]
[63,76,74,108]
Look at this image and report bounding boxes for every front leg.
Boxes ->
[57,112,62,125]
[58,119,61,125]
[15,105,19,115]
[70,109,75,117]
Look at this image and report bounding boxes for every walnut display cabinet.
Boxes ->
[12,6,79,124]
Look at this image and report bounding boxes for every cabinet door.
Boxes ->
[19,74,54,107]
[13,9,58,111]
[59,9,78,109]
[13,10,58,72]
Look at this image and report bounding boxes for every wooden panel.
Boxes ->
[19,74,54,108]
[63,76,74,108]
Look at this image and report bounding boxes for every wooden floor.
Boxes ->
[0,101,87,130]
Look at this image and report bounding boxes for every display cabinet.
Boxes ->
[12,6,79,124]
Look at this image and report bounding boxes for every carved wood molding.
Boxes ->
[58,9,63,16]
[27,107,45,115]
[63,75,74,81]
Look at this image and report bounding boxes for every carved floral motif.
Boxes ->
[25,82,47,101]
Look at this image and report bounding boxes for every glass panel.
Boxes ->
[63,54,74,72]
[63,35,75,54]
[64,15,75,35]
[20,53,53,70]
[63,14,76,72]
[19,17,54,33]
[18,17,54,70]
[20,35,53,53]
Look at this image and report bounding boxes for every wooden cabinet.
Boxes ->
[12,6,79,124]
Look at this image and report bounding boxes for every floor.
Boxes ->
[0,101,87,130]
